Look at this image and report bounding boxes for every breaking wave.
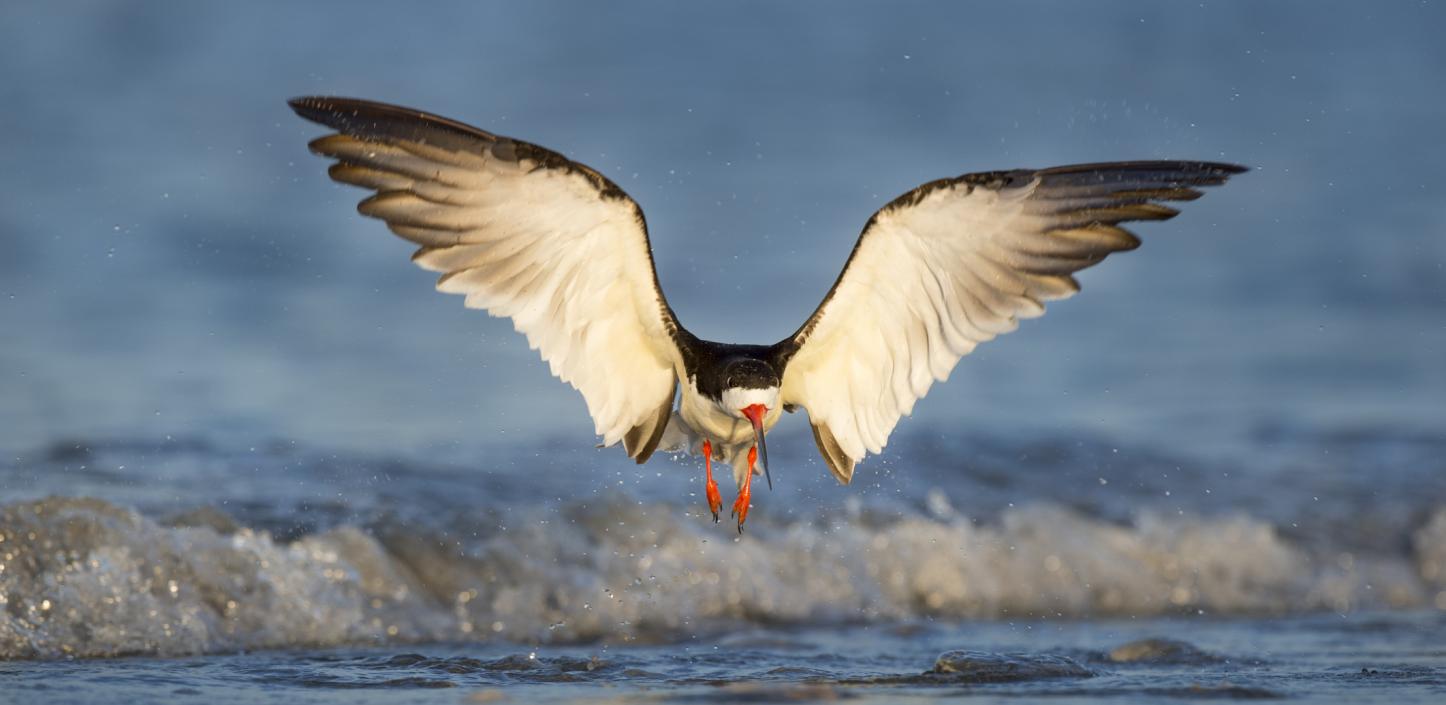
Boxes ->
[4,495,1445,660]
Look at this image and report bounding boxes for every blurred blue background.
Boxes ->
[2,0,1442,459]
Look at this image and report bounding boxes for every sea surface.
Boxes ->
[3,429,1445,702]
[3,1,1445,703]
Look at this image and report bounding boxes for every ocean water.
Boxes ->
[3,1,1445,703]
[4,614,1445,703]
[3,430,1445,702]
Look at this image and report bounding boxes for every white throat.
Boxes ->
[720,386,779,417]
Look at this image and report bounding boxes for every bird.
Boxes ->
[288,96,1245,532]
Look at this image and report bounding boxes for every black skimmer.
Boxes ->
[289,96,1245,532]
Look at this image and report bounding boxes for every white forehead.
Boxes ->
[721,386,779,412]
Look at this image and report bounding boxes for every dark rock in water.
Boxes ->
[930,651,1092,682]
[1108,638,1221,664]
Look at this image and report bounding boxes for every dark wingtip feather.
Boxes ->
[1035,161,1248,196]
[289,96,637,204]
[287,95,405,126]
[287,96,499,151]
[1113,187,1205,202]
[286,95,320,114]
[1039,160,1249,177]
[287,96,361,129]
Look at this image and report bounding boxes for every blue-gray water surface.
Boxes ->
[2,2,1444,703]
[5,614,1445,704]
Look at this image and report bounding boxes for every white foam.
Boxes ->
[1414,508,1446,598]
[2,496,1443,659]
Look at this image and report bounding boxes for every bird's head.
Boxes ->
[719,359,780,416]
[719,358,779,488]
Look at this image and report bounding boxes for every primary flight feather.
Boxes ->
[289,96,1244,532]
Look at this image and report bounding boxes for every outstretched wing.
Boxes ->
[776,161,1245,483]
[289,97,682,462]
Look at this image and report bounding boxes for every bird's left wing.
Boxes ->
[289,97,683,462]
[776,161,1245,484]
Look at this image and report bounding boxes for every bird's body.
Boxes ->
[666,336,784,490]
[289,96,1244,531]
[674,341,780,440]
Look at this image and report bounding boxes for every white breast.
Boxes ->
[681,380,780,440]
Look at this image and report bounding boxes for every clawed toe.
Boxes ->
[731,490,751,532]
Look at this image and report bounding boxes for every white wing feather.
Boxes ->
[292,98,680,459]
[781,162,1244,483]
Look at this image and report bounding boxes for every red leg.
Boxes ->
[703,440,721,522]
[731,445,757,533]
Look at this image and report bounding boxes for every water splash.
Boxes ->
[4,496,1444,660]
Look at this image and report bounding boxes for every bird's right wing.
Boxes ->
[289,97,683,462]
[776,161,1245,483]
